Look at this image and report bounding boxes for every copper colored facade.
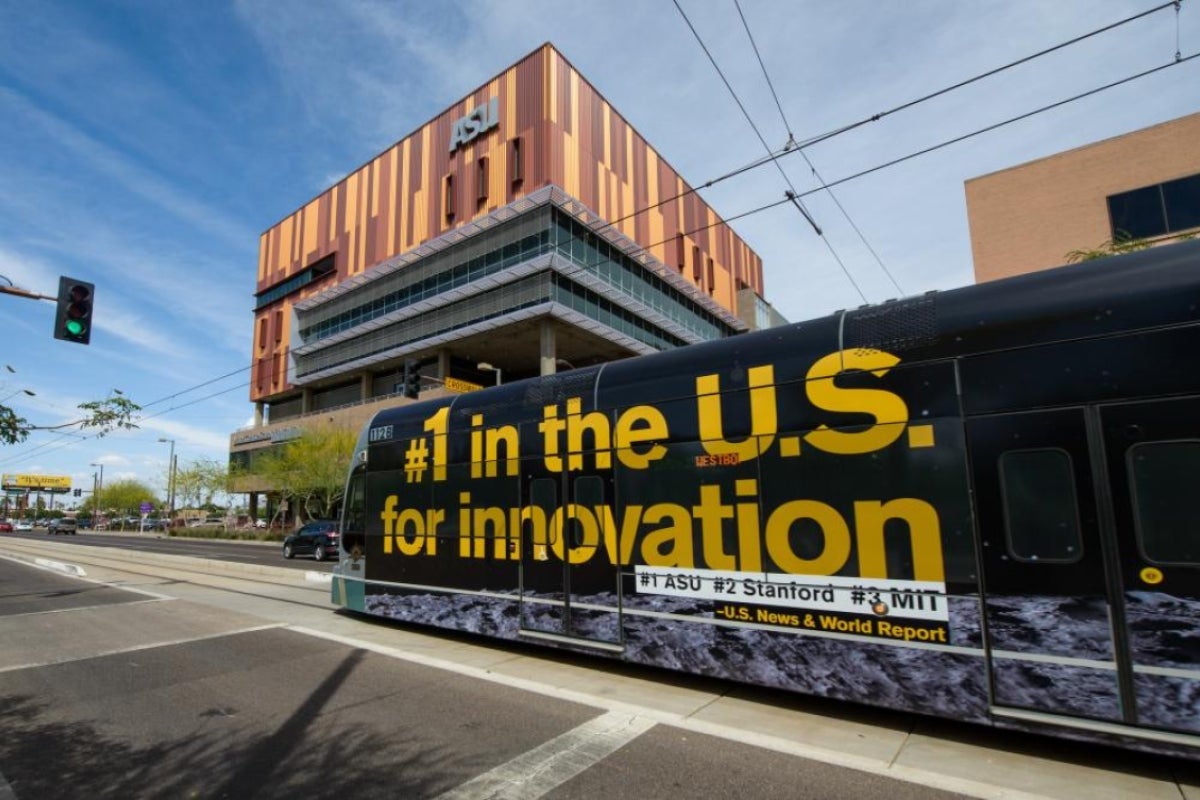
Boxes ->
[252,43,763,402]
[966,112,1200,283]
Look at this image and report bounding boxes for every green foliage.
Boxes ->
[252,423,356,523]
[97,478,158,517]
[171,458,231,509]
[1066,230,1196,264]
[0,406,26,445]
[0,395,141,446]
[75,396,141,436]
[167,526,285,543]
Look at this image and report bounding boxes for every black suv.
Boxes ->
[282,520,340,561]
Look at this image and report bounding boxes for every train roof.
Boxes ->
[364,239,1200,434]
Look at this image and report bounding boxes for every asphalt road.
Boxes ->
[2,537,1200,800]
[2,528,306,570]
[0,556,982,800]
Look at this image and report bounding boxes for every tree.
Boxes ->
[253,424,356,523]
[1066,230,1195,264]
[97,478,157,521]
[172,458,231,511]
[0,395,141,446]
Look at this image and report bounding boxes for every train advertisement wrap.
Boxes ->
[333,241,1200,758]
[341,340,988,723]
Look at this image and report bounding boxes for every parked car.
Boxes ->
[0,521,12,533]
[47,517,78,535]
[282,520,340,561]
[14,521,33,532]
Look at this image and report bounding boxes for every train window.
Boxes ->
[999,449,1082,563]
[342,466,366,556]
[1128,440,1200,565]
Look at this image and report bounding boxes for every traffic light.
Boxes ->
[53,276,94,345]
[73,488,82,497]
[402,359,420,399]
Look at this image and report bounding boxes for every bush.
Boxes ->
[166,525,286,542]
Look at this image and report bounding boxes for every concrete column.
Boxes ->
[539,320,557,376]
[254,401,264,426]
[438,349,452,380]
[360,372,372,400]
[301,387,313,414]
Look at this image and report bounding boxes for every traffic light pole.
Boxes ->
[3,277,95,345]
[0,284,55,301]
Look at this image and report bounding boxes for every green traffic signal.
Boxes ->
[53,277,94,345]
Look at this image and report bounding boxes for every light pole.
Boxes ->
[477,362,502,385]
[158,438,176,523]
[89,462,104,525]
[0,388,34,403]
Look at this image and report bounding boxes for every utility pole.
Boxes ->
[89,462,104,525]
[158,438,176,523]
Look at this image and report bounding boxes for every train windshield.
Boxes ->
[341,464,366,558]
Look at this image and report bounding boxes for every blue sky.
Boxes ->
[1,0,1196,507]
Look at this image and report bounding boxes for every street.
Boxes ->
[0,537,1196,799]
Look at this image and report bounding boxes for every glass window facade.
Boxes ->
[298,206,732,345]
[291,199,738,382]
[256,253,335,311]
[1107,173,1200,241]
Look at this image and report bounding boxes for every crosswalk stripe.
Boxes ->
[435,711,655,800]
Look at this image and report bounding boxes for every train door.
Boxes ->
[518,468,622,648]
[1098,396,1200,736]
[967,408,1126,725]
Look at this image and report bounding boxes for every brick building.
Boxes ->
[966,112,1200,283]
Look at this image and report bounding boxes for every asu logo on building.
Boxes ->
[449,98,499,153]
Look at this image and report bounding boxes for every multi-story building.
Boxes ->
[230,43,779,514]
[966,112,1200,283]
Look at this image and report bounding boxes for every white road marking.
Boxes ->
[435,711,655,800]
[0,553,176,600]
[33,557,86,577]
[289,626,1053,800]
[0,624,287,674]
[0,597,169,620]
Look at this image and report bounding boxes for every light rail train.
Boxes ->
[332,240,1200,757]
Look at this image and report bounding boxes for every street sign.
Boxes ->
[139,502,153,514]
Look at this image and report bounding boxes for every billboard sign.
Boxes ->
[1,473,72,493]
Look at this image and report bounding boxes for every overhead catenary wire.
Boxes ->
[674,0,878,307]
[595,49,1199,288]
[7,46,1197,469]
[734,0,903,297]
[671,0,822,236]
[3,12,1193,470]
[788,53,1200,203]
[799,0,1182,151]
[590,1,1180,264]
[0,364,253,467]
